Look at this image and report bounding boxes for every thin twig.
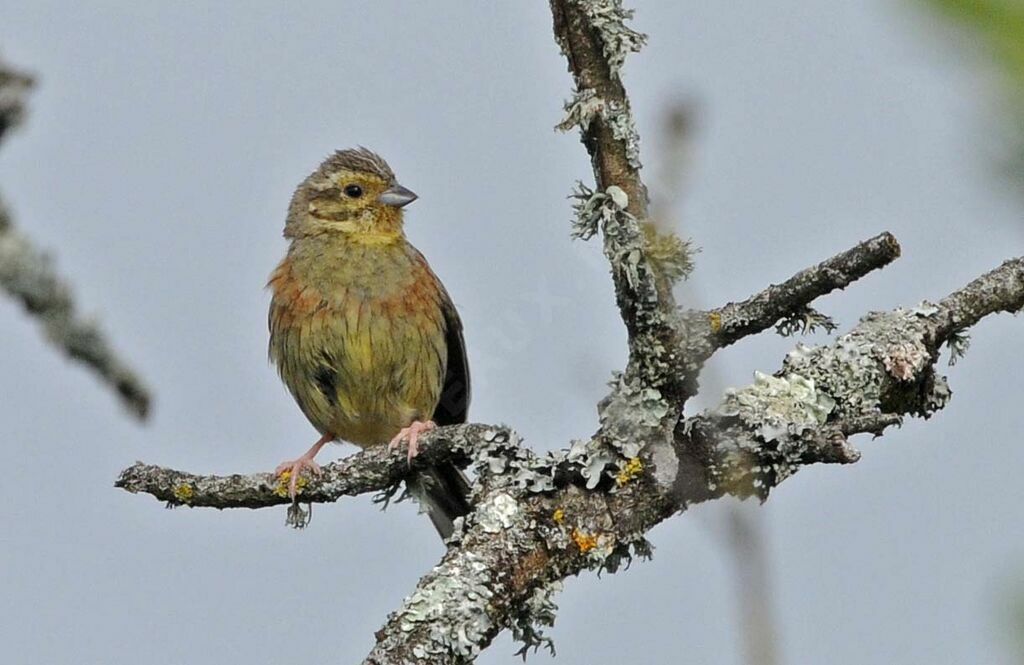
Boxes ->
[703,232,902,352]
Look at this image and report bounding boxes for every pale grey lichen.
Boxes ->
[575,0,648,78]
[784,337,883,417]
[568,183,648,298]
[475,492,521,534]
[585,532,619,563]
[557,88,605,137]
[557,88,643,168]
[718,371,836,443]
[398,551,495,660]
[566,439,617,489]
[783,305,947,418]
[465,427,565,495]
[567,181,603,240]
[599,371,671,458]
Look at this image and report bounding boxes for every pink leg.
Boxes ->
[388,420,437,463]
[275,432,333,499]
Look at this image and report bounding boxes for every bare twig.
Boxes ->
[704,232,902,352]
[931,257,1024,343]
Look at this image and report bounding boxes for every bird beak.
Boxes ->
[378,184,418,208]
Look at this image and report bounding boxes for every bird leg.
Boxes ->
[275,432,333,499]
[388,420,436,463]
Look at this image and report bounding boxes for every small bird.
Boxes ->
[267,148,471,539]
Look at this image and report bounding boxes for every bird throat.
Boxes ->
[305,208,404,245]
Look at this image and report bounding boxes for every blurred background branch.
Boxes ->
[653,99,781,665]
[0,55,150,419]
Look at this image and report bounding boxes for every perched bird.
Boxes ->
[267,148,471,539]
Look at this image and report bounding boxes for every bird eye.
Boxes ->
[343,184,363,198]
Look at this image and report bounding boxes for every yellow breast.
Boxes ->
[268,237,448,447]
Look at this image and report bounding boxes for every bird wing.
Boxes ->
[432,287,470,425]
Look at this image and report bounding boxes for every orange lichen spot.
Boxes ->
[172,483,194,504]
[571,529,598,554]
[615,457,644,487]
[552,508,565,525]
[708,311,722,333]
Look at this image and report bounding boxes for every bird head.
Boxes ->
[285,148,417,240]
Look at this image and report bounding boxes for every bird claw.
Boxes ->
[388,420,437,464]
[275,457,322,499]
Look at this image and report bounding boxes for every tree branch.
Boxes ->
[116,424,509,512]
[107,5,1024,662]
[0,217,152,418]
[931,257,1024,342]
[0,57,151,419]
[356,253,1022,664]
[704,231,902,352]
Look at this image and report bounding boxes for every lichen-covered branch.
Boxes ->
[553,0,695,406]
[105,5,1024,663]
[0,56,151,419]
[356,253,1022,664]
[931,257,1024,342]
[702,232,903,354]
[0,214,152,418]
[111,229,1024,664]
[116,424,509,511]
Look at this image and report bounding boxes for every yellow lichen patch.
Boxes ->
[615,457,644,487]
[708,311,722,333]
[571,529,598,554]
[552,508,565,525]
[172,483,194,504]
[273,470,307,498]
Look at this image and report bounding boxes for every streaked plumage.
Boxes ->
[268,148,470,538]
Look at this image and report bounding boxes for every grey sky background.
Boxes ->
[2,2,1023,664]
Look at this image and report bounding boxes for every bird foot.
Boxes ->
[275,433,332,499]
[275,456,322,499]
[388,420,437,463]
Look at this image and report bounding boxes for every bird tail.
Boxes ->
[405,461,472,541]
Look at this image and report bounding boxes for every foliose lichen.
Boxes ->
[399,551,495,660]
[575,0,648,78]
[475,492,522,534]
[717,371,836,444]
[557,88,643,168]
[783,304,947,418]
